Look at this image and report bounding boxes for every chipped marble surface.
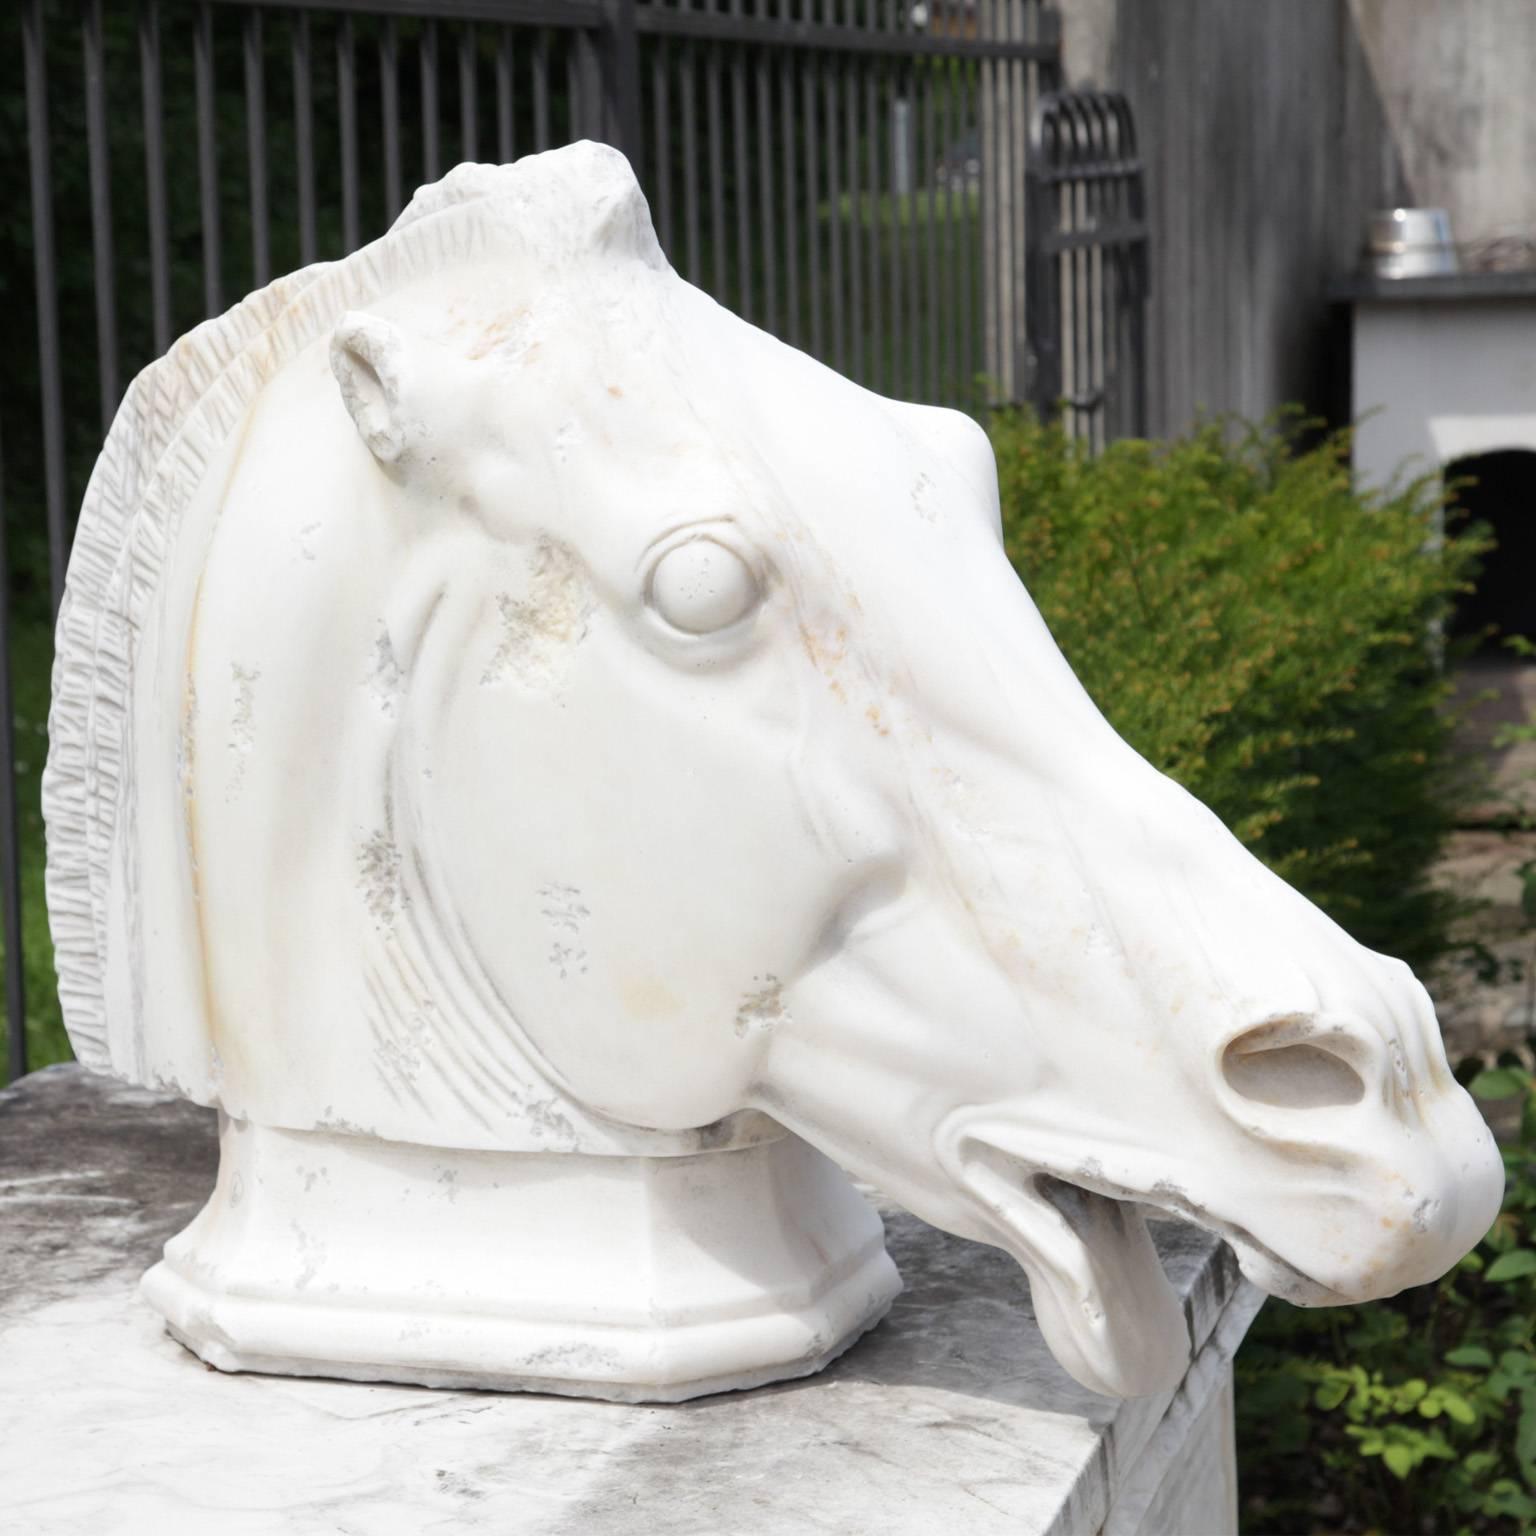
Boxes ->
[41,140,1501,1406]
[1,1066,1259,1535]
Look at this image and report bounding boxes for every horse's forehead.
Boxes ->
[373,261,932,548]
[409,263,878,430]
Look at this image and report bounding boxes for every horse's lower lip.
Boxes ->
[1218,1229,1352,1306]
[1023,1162,1352,1308]
[1123,1182,1347,1304]
[954,1138,1193,1397]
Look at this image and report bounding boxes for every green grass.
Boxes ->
[3,609,68,1071]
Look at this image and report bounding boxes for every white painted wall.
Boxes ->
[1352,302,1536,491]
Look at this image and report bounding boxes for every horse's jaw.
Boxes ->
[937,1074,1503,1399]
[760,880,1502,1402]
[936,1122,1355,1400]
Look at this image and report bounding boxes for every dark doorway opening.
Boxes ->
[1447,450,1536,653]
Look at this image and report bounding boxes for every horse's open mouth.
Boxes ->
[955,1137,1346,1399]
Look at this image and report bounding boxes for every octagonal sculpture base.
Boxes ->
[139,1117,901,1403]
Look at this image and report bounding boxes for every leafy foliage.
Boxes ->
[1236,1061,1536,1534]
[989,409,1487,972]
[988,411,1517,1530]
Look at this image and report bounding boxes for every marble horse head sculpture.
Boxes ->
[45,142,1502,1403]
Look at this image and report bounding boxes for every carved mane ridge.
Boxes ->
[43,142,656,1069]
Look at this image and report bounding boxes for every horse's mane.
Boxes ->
[44,143,659,1069]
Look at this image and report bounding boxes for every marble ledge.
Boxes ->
[0,1065,1261,1536]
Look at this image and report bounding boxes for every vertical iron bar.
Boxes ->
[1121,120,1136,441]
[958,55,975,402]
[923,48,938,402]
[845,43,862,382]
[824,17,843,375]
[756,30,776,335]
[985,0,1001,399]
[805,41,822,360]
[1005,0,1021,402]
[654,41,674,257]
[460,23,479,162]
[939,28,957,402]
[1054,157,1069,425]
[1075,183,1087,442]
[194,1,221,316]
[1087,156,1101,446]
[706,35,726,301]
[533,30,551,151]
[83,0,119,431]
[421,20,440,181]
[496,27,514,161]
[294,12,318,265]
[1012,0,1028,406]
[339,16,360,252]
[1130,144,1148,438]
[681,38,701,284]
[1087,155,1099,445]
[567,34,584,142]
[25,0,68,612]
[381,20,403,220]
[600,0,642,171]
[1074,169,1086,438]
[1024,141,1059,418]
[244,10,270,286]
[780,30,800,349]
[1001,0,1013,402]
[140,0,172,358]
[1003,0,1017,406]
[729,0,751,321]
[866,48,881,392]
[889,59,904,396]
[1062,147,1075,435]
[904,55,919,395]
[0,427,27,1084]
[576,25,601,143]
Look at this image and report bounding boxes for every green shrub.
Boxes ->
[989,409,1487,973]
[1235,1059,1536,1534]
[989,411,1518,1529]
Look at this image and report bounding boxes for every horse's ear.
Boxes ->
[330,312,411,465]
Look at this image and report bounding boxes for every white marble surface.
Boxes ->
[1351,288,1536,493]
[2,1066,1260,1535]
[43,139,1498,1403]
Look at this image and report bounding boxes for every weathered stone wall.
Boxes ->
[1349,0,1536,247]
[1059,0,1535,436]
[1063,0,1404,436]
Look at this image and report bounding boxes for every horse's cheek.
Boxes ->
[418,631,808,1127]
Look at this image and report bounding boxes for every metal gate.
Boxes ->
[2,0,1147,1082]
[1025,87,1149,448]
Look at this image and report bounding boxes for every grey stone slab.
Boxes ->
[0,1065,1258,1535]
[1332,269,1536,304]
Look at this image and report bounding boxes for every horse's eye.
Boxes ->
[648,538,761,634]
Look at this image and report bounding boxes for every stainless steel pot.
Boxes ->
[1366,207,1458,278]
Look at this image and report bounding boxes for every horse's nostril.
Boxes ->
[1221,1031,1366,1110]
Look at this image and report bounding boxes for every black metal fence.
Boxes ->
[1025,88,1148,448]
[2,0,1146,1082]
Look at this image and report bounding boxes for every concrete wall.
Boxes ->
[1058,0,1116,88]
[1349,0,1536,247]
[1352,301,1536,491]
[1089,0,1404,436]
[1043,1,1534,438]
